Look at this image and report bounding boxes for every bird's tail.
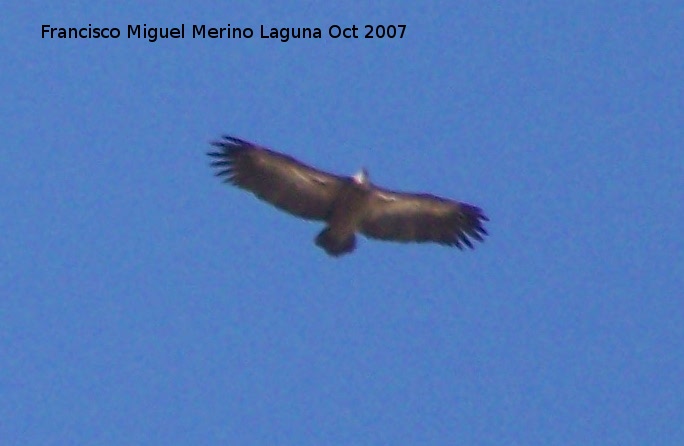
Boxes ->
[315,227,356,257]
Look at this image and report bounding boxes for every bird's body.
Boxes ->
[208,136,488,257]
[314,175,371,255]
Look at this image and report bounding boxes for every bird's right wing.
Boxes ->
[208,136,347,221]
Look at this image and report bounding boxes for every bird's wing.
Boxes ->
[360,186,489,249]
[208,136,347,221]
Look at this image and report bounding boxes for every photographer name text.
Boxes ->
[42,23,407,43]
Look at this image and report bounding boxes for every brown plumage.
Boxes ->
[208,135,488,257]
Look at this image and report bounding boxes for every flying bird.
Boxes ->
[208,136,488,257]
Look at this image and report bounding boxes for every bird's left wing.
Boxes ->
[359,187,489,249]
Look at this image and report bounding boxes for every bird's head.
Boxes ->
[352,168,370,185]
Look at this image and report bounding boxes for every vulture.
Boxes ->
[208,136,488,257]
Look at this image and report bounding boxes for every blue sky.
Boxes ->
[2,1,683,444]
